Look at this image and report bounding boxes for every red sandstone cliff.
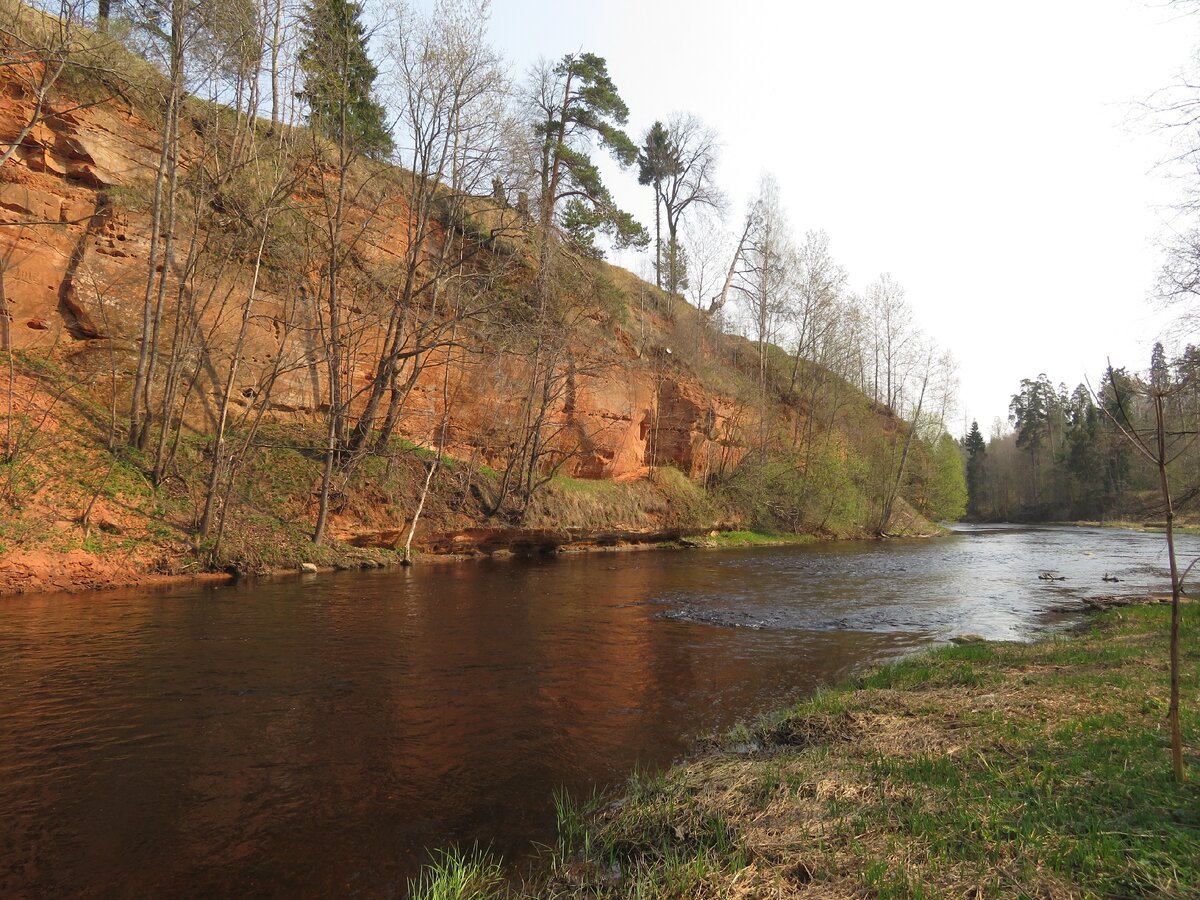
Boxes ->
[0,75,752,486]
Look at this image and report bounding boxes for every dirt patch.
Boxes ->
[0,547,230,595]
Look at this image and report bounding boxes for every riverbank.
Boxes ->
[1067,519,1200,536]
[0,342,947,598]
[0,412,939,597]
[413,603,1199,899]
[0,519,936,597]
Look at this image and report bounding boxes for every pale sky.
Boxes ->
[479,0,1198,434]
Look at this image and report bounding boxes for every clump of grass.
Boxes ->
[523,468,721,533]
[541,767,746,898]
[406,847,507,900]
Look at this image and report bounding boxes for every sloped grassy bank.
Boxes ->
[412,603,1199,899]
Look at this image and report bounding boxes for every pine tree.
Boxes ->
[638,121,679,289]
[963,420,985,456]
[532,52,647,260]
[1151,340,1169,392]
[297,0,392,158]
[963,419,986,515]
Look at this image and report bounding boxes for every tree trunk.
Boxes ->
[313,410,337,544]
[1,267,13,463]
[709,213,753,314]
[199,229,269,539]
[653,178,662,290]
[1154,392,1186,783]
[879,362,930,535]
[314,98,353,542]
[137,78,182,451]
[402,326,456,563]
[128,83,176,447]
[269,0,283,129]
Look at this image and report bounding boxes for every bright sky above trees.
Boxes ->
[474,0,1198,434]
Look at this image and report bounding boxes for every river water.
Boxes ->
[0,524,1190,897]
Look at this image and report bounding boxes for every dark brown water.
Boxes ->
[0,524,1188,897]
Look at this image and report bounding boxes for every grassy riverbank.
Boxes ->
[412,603,1199,899]
[687,529,818,548]
[1066,519,1200,537]
[0,357,938,594]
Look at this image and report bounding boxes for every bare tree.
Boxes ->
[708,203,757,316]
[197,142,300,541]
[126,0,205,450]
[267,0,287,127]
[866,273,913,411]
[659,112,723,298]
[0,0,118,167]
[733,176,790,405]
[679,211,729,348]
[785,229,846,396]
[1144,4,1200,342]
[1097,359,1192,783]
[343,0,519,460]
[400,321,459,564]
[300,0,393,544]
[875,340,941,535]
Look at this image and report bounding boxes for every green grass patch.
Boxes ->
[705,529,815,547]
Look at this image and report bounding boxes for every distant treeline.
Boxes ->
[962,343,1200,522]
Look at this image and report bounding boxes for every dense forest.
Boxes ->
[963,343,1200,523]
[0,0,965,583]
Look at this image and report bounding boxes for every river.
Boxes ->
[0,524,1190,897]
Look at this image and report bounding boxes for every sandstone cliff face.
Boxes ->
[0,82,747,481]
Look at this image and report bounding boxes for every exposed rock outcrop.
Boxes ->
[0,82,747,481]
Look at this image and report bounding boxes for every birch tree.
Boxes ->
[658,112,722,297]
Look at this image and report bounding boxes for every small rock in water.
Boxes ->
[299,562,318,574]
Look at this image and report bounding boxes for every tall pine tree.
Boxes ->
[638,121,679,289]
[963,419,986,516]
[298,0,392,158]
[533,52,647,260]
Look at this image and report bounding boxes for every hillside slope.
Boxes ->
[0,33,947,594]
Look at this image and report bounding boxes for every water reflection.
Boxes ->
[0,524,1184,897]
